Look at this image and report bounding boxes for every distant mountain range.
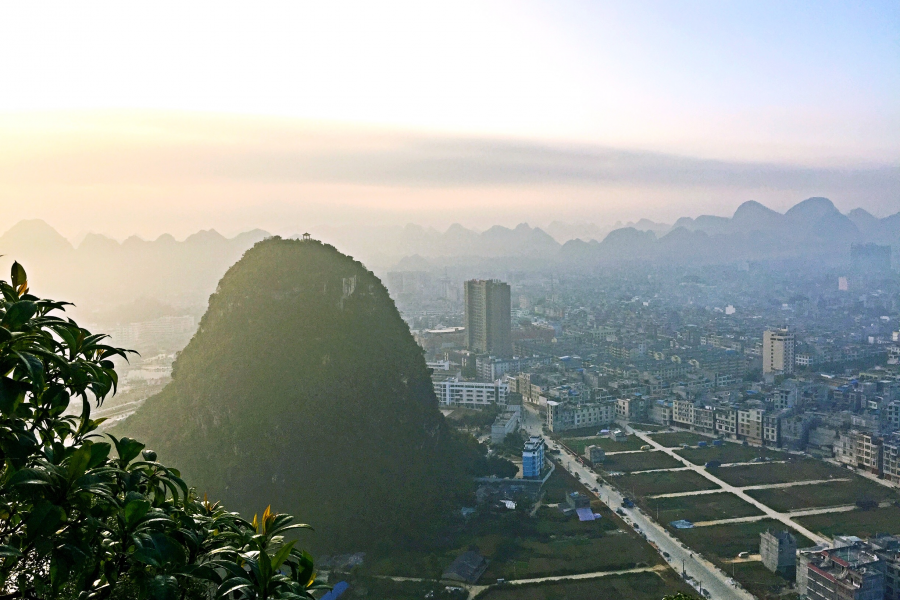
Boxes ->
[1,197,896,315]
[0,219,270,321]
[316,197,898,270]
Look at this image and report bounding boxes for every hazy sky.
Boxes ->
[0,1,897,239]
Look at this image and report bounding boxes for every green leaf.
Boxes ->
[271,541,297,571]
[123,498,151,528]
[148,575,179,600]
[10,262,26,290]
[1,301,36,330]
[87,442,111,468]
[0,377,29,414]
[115,436,146,465]
[0,545,23,558]
[66,443,93,482]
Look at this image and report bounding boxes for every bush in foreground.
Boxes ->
[0,263,324,599]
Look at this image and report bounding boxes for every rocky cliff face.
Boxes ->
[117,237,470,551]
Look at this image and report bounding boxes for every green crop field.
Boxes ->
[677,444,788,466]
[543,460,596,503]
[599,451,684,474]
[643,492,762,525]
[367,504,662,581]
[746,478,899,512]
[475,570,696,600]
[714,459,848,487]
[561,435,645,454]
[729,560,795,600]
[795,506,900,538]
[615,470,720,497]
[672,519,814,564]
[648,432,712,447]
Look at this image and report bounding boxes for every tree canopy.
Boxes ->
[0,263,323,599]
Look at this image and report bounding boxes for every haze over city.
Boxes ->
[0,1,897,240]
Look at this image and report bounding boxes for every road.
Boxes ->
[522,407,753,600]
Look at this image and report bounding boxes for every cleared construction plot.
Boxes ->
[598,451,683,473]
[475,570,696,600]
[672,519,814,600]
[796,506,900,539]
[676,444,787,466]
[561,435,644,454]
[644,492,763,525]
[648,432,710,448]
[615,470,720,497]
[746,478,899,512]
[672,518,814,564]
[713,459,847,487]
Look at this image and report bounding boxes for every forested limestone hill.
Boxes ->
[116,237,480,551]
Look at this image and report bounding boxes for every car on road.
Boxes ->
[616,508,625,515]
[662,551,671,558]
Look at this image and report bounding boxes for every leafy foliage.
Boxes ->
[0,263,323,599]
[117,238,487,551]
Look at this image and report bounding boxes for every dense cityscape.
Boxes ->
[394,241,900,599]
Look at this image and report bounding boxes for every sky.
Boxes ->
[0,1,897,239]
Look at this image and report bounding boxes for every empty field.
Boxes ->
[615,470,720,497]
[475,570,696,600]
[648,432,711,447]
[561,435,645,454]
[676,444,787,466]
[729,560,795,600]
[645,492,763,524]
[796,506,900,538]
[672,519,814,565]
[714,459,847,487]
[746,478,899,512]
[599,451,683,474]
[627,423,670,432]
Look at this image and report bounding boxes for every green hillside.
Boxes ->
[116,237,479,551]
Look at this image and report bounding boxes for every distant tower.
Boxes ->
[763,329,795,375]
[464,279,512,357]
[302,233,311,241]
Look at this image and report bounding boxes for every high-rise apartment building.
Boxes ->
[763,329,795,375]
[465,279,512,357]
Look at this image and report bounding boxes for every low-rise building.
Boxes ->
[432,375,509,408]
[799,541,884,600]
[585,445,605,464]
[760,529,797,576]
[522,436,545,479]
[490,410,520,445]
[546,400,616,432]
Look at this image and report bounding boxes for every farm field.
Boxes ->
[796,506,900,538]
[728,560,795,600]
[648,432,711,447]
[677,444,787,466]
[474,570,696,600]
[746,478,899,512]
[645,492,763,525]
[561,435,645,454]
[598,451,683,474]
[671,519,813,565]
[367,504,661,581]
[614,470,720,497]
[713,459,847,487]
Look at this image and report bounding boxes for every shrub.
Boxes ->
[0,263,324,599]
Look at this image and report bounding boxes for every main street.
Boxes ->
[522,406,753,600]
